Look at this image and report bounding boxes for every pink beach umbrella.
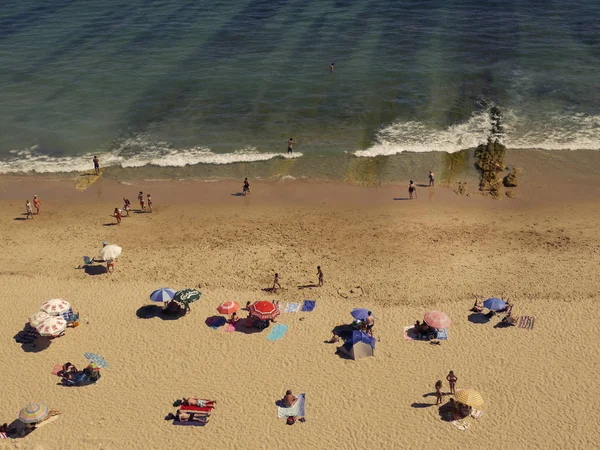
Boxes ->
[40,298,71,316]
[36,316,67,337]
[423,311,452,329]
[217,301,240,315]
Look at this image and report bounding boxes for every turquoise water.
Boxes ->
[1,0,599,174]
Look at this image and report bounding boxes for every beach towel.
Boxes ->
[284,303,300,313]
[206,316,226,329]
[436,328,448,340]
[267,324,289,341]
[301,300,316,312]
[451,420,469,431]
[278,393,306,418]
[518,316,535,330]
[224,323,236,333]
[0,432,7,439]
[471,409,484,419]
[403,326,414,341]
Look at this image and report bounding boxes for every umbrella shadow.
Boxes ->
[233,319,264,335]
[84,265,107,276]
[5,419,33,439]
[136,305,185,320]
[468,313,491,324]
[494,321,514,329]
[438,401,457,422]
[332,324,354,341]
[13,325,52,353]
[205,315,227,329]
[411,402,435,409]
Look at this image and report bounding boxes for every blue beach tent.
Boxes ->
[337,331,375,360]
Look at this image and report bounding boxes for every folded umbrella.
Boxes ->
[423,311,451,329]
[150,288,176,303]
[19,403,49,424]
[483,297,507,311]
[248,301,280,321]
[217,301,240,315]
[40,298,71,316]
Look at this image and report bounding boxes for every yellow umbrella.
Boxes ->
[455,389,484,408]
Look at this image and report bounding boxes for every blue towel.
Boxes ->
[436,328,448,340]
[267,324,289,341]
[301,300,316,312]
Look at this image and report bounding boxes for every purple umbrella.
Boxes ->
[351,308,372,321]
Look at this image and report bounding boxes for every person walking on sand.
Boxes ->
[113,207,121,225]
[446,370,458,394]
[138,191,145,211]
[25,200,34,219]
[273,273,282,293]
[147,194,153,212]
[123,198,131,217]
[408,180,417,200]
[435,380,443,405]
[429,171,435,187]
[33,195,40,214]
[317,266,323,287]
[93,156,100,175]
[287,137,296,154]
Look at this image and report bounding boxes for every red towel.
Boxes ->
[180,405,213,413]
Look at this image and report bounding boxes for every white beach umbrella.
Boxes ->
[29,311,51,328]
[36,316,67,337]
[40,298,71,316]
[99,245,122,261]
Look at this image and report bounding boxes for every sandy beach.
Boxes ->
[1,170,600,450]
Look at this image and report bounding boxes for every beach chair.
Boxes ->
[83,256,94,266]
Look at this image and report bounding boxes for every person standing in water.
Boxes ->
[429,171,435,187]
[287,138,296,154]
[408,180,417,200]
[329,62,335,72]
[93,156,100,175]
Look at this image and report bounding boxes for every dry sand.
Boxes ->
[0,175,599,450]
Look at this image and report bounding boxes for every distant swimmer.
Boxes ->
[93,156,100,175]
[287,137,296,154]
[329,62,335,72]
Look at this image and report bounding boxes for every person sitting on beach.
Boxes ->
[243,178,250,195]
[435,380,443,405]
[448,398,461,420]
[165,300,181,314]
[408,181,417,200]
[58,362,79,381]
[283,390,298,407]
[229,312,239,324]
[471,299,483,313]
[413,320,421,338]
[365,311,375,336]
[182,398,216,408]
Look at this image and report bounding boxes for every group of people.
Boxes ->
[471,298,516,324]
[272,266,324,293]
[412,320,438,340]
[113,191,153,224]
[407,171,435,200]
[24,195,40,219]
[435,371,458,405]
[56,362,101,385]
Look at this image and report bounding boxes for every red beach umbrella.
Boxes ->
[248,301,280,321]
[217,301,240,315]
[423,311,451,329]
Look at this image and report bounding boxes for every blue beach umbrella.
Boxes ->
[483,297,507,311]
[84,352,109,369]
[351,308,372,321]
[150,288,176,303]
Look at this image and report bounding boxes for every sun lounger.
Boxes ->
[83,256,94,266]
[518,316,535,330]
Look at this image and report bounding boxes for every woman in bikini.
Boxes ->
[33,195,40,214]
[113,208,121,225]
[408,180,417,199]
[146,194,153,212]
[446,370,458,394]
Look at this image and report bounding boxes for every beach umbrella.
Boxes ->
[248,301,280,321]
[40,298,71,316]
[455,389,484,408]
[19,403,49,424]
[483,297,507,311]
[423,311,451,329]
[99,244,122,261]
[217,301,240,315]
[150,288,176,303]
[84,352,109,369]
[36,316,67,337]
[173,288,202,306]
[350,308,374,321]
[29,311,51,328]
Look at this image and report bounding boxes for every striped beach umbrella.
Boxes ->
[36,316,67,337]
[173,288,202,306]
[217,301,240,315]
[150,288,176,303]
[84,352,109,369]
[248,301,280,321]
[19,403,49,424]
[455,389,484,408]
[483,297,507,311]
[29,311,51,328]
[423,311,452,329]
[40,298,71,316]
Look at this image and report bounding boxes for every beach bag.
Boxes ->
[286,416,296,426]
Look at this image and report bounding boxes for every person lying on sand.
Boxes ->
[175,411,209,423]
[283,390,298,407]
[181,398,217,408]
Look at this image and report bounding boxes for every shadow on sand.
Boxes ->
[136,305,185,320]
[84,265,107,276]
[468,313,491,324]
[393,198,410,201]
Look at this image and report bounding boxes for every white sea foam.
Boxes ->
[0,136,302,174]
[356,110,600,157]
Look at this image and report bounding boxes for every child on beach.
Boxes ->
[408,181,417,200]
[273,273,282,293]
[25,200,33,219]
[123,198,131,217]
[317,266,323,286]
[113,208,121,225]
[435,380,443,405]
[138,191,145,211]
[147,194,153,212]
[33,195,40,214]
[446,371,458,394]
[243,178,250,195]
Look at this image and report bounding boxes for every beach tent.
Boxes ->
[337,331,375,360]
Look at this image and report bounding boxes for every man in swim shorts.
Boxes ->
[287,137,296,154]
[93,156,100,175]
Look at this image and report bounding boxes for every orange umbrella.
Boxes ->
[423,311,451,328]
[248,301,280,321]
[217,301,240,315]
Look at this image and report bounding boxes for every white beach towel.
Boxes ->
[278,393,306,418]
[471,409,484,419]
[284,303,300,313]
